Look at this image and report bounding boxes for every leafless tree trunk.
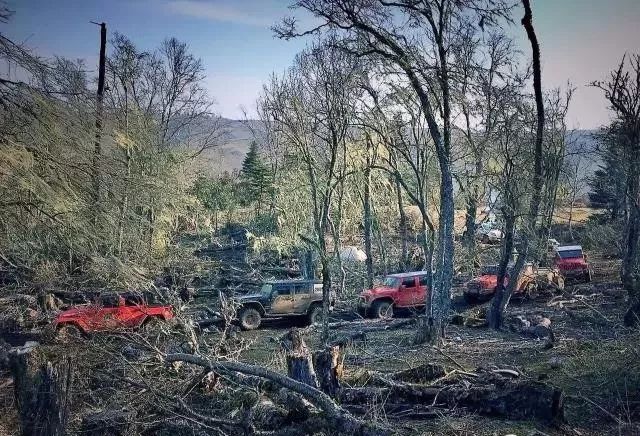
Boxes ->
[489,0,545,329]
[91,22,106,227]
[593,55,640,325]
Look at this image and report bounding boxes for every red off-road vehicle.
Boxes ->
[464,263,537,302]
[358,271,429,318]
[554,245,592,282]
[53,292,174,338]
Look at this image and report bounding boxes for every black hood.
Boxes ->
[234,292,268,304]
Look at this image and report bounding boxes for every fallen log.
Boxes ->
[392,363,446,383]
[165,353,390,436]
[338,371,564,422]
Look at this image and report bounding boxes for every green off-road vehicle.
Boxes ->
[232,280,331,330]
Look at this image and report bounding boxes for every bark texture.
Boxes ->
[10,348,74,436]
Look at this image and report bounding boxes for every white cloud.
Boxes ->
[165,0,276,27]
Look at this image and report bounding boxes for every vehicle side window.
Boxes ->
[292,284,308,295]
[101,295,119,308]
[418,275,428,286]
[402,277,415,288]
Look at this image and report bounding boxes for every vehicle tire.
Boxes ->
[56,324,82,343]
[238,306,261,330]
[307,305,323,325]
[371,300,393,319]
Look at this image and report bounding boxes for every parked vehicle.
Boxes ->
[554,245,592,282]
[232,280,330,330]
[53,292,174,338]
[464,262,565,302]
[475,222,504,244]
[359,271,429,318]
[464,263,537,302]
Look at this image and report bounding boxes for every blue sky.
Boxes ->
[3,0,640,128]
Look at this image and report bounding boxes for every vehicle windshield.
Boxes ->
[557,249,583,259]
[480,265,499,276]
[260,284,273,296]
[382,277,400,288]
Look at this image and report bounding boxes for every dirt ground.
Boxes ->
[230,252,639,436]
[1,249,637,435]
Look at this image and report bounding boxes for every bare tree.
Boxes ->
[260,40,361,343]
[593,54,640,326]
[276,0,513,343]
[488,0,545,329]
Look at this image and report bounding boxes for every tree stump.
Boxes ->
[9,346,74,436]
[313,345,343,397]
[281,328,318,388]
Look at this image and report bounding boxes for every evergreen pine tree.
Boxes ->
[240,141,273,214]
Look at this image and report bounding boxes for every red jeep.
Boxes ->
[464,263,537,302]
[358,271,428,318]
[54,292,174,338]
[554,245,592,282]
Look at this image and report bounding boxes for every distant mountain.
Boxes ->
[194,121,602,194]
[195,118,261,175]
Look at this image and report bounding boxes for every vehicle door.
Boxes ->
[93,295,120,331]
[270,284,296,315]
[396,277,417,307]
[414,275,428,306]
[115,295,147,328]
[292,282,314,313]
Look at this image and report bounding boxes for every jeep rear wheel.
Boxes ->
[239,307,261,330]
[371,300,393,319]
[308,305,324,325]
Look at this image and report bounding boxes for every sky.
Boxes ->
[3,0,640,128]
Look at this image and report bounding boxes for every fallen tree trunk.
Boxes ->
[164,353,389,436]
[338,371,563,422]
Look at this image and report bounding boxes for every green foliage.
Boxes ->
[240,141,273,211]
[193,173,237,215]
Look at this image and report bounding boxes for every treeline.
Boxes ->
[0,18,224,286]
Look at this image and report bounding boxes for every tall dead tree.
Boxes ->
[593,54,640,326]
[91,22,106,226]
[489,0,545,329]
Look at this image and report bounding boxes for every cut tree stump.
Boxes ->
[313,345,343,397]
[281,328,319,389]
[9,346,74,436]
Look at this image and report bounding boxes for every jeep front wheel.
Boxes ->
[371,300,393,319]
[56,324,82,343]
[308,305,324,325]
[238,307,261,330]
